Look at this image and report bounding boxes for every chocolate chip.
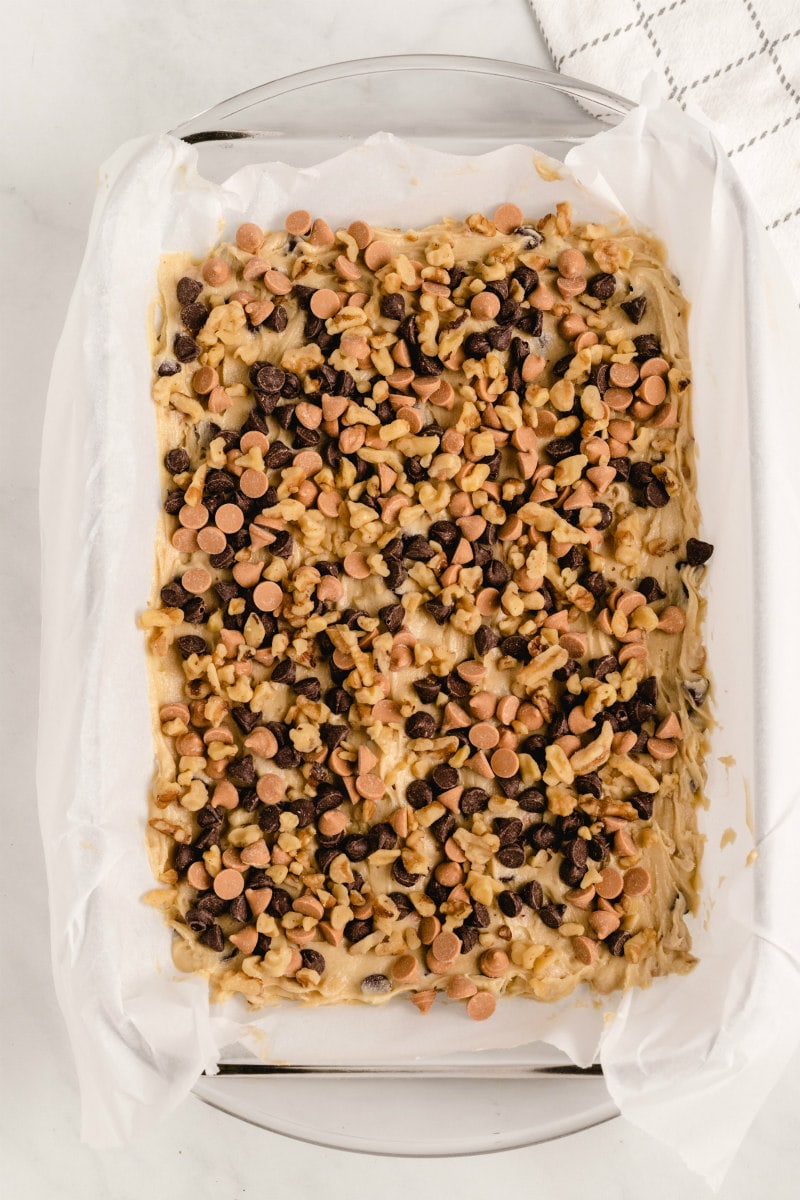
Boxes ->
[380,294,405,320]
[594,503,613,531]
[389,891,414,918]
[430,812,456,844]
[497,845,525,869]
[592,654,619,680]
[486,324,514,351]
[639,575,666,602]
[498,890,523,918]
[379,603,404,634]
[575,773,603,798]
[160,580,189,608]
[464,332,491,358]
[499,635,529,661]
[368,822,397,852]
[518,787,546,813]
[301,949,326,975]
[512,264,539,294]
[164,448,190,474]
[185,906,213,932]
[528,823,560,852]
[404,535,434,562]
[176,635,207,659]
[316,846,338,873]
[209,545,235,570]
[173,334,199,363]
[546,437,577,462]
[586,272,617,301]
[182,597,207,624]
[484,559,509,588]
[361,973,391,994]
[406,712,437,740]
[474,624,500,657]
[538,903,566,929]
[497,299,521,326]
[643,479,670,508]
[425,600,453,625]
[254,364,286,394]
[460,787,489,814]
[346,918,374,943]
[197,804,224,829]
[274,745,300,769]
[342,835,369,862]
[629,792,655,820]
[176,277,203,304]
[686,537,714,566]
[385,560,408,591]
[633,333,661,360]
[228,894,249,923]
[173,844,196,874]
[457,925,479,953]
[563,838,588,870]
[271,531,294,558]
[293,677,321,701]
[432,764,459,791]
[444,671,470,699]
[516,308,543,336]
[271,658,296,685]
[609,455,630,481]
[195,891,225,915]
[198,924,224,952]
[468,902,491,929]
[580,571,609,599]
[226,756,256,787]
[513,224,543,247]
[559,858,586,887]
[268,888,292,918]
[267,304,289,333]
[622,295,647,324]
[406,780,433,810]
[606,929,632,956]
[494,817,523,847]
[326,687,352,714]
[518,880,544,910]
[180,302,209,334]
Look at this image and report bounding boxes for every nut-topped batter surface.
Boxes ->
[142,201,713,1021]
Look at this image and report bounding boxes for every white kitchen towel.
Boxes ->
[530,0,800,279]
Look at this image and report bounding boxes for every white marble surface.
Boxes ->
[3,0,799,1196]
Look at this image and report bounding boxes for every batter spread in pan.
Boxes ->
[142,202,713,1021]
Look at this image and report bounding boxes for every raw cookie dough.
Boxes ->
[141,202,712,1018]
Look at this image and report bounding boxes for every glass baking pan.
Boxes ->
[174,53,633,1156]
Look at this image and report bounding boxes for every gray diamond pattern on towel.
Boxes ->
[529,0,800,278]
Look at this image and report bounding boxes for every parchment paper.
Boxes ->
[39,88,800,1185]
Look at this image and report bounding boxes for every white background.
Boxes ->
[3,1,798,1196]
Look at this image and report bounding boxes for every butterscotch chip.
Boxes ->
[215,503,244,534]
[252,581,283,612]
[285,209,313,236]
[343,552,370,579]
[623,867,651,896]
[310,288,340,318]
[235,222,263,253]
[431,931,460,965]
[213,868,245,900]
[446,974,477,1000]
[493,203,523,233]
[178,504,208,530]
[181,567,211,595]
[363,239,392,270]
[391,954,419,984]
[466,992,496,1021]
[348,220,373,249]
